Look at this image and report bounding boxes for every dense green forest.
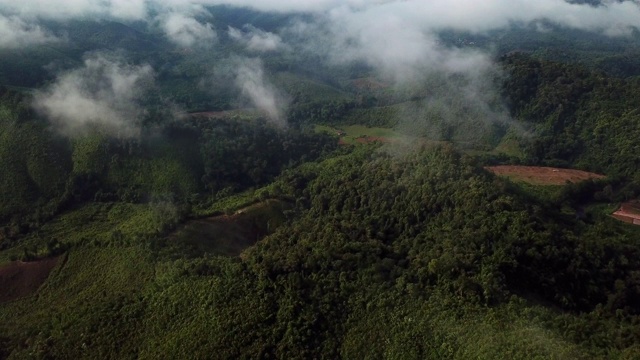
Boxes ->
[2,2,640,359]
[2,141,640,358]
[503,54,640,179]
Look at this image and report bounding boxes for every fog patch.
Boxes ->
[232,57,289,126]
[228,25,287,52]
[161,12,217,48]
[396,69,514,143]
[0,15,59,48]
[34,53,154,137]
[0,0,148,20]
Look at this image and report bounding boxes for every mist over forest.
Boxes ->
[1,1,640,358]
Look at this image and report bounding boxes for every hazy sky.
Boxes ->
[0,0,638,49]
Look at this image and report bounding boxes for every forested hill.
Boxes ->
[2,2,640,358]
[503,54,640,182]
[2,144,640,358]
[0,87,337,238]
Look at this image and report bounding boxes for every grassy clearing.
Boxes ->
[273,72,349,102]
[492,134,525,158]
[314,123,484,150]
[342,104,403,127]
[341,125,401,139]
[590,203,623,216]
[192,189,261,217]
[512,182,566,203]
[314,124,338,135]
[315,124,406,145]
[342,100,475,129]
[187,108,262,120]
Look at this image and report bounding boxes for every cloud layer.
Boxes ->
[0,14,59,48]
[1,0,639,29]
[6,0,640,137]
[1,1,639,49]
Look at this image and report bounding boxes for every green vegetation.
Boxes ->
[340,125,400,138]
[170,199,292,257]
[2,8,640,359]
[3,145,640,358]
[503,54,640,181]
[315,124,406,145]
[273,72,350,103]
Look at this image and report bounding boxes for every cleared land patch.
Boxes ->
[486,166,605,185]
[187,108,259,120]
[0,256,59,303]
[170,199,291,257]
[315,124,406,145]
[273,72,349,102]
[612,201,640,225]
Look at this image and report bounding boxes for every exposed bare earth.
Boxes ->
[170,200,290,257]
[486,166,605,185]
[612,201,640,226]
[0,256,59,303]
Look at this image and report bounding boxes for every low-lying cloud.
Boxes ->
[34,53,154,137]
[2,0,639,33]
[1,1,639,53]
[232,57,288,126]
[0,14,59,48]
[4,0,640,137]
[161,12,217,47]
[0,0,148,20]
[228,25,287,52]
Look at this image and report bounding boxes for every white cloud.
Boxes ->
[108,0,147,20]
[161,12,217,47]
[0,1,638,42]
[228,25,286,52]
[0,14,59,48]
[232,57,288,126]
[3,0,640,136]
[34,53,154,137]
[0,0,148,20]
[275,0,640,84]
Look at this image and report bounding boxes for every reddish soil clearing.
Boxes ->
[486,166,605,185]
[612,201,640,226]
[0,256,59,303]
